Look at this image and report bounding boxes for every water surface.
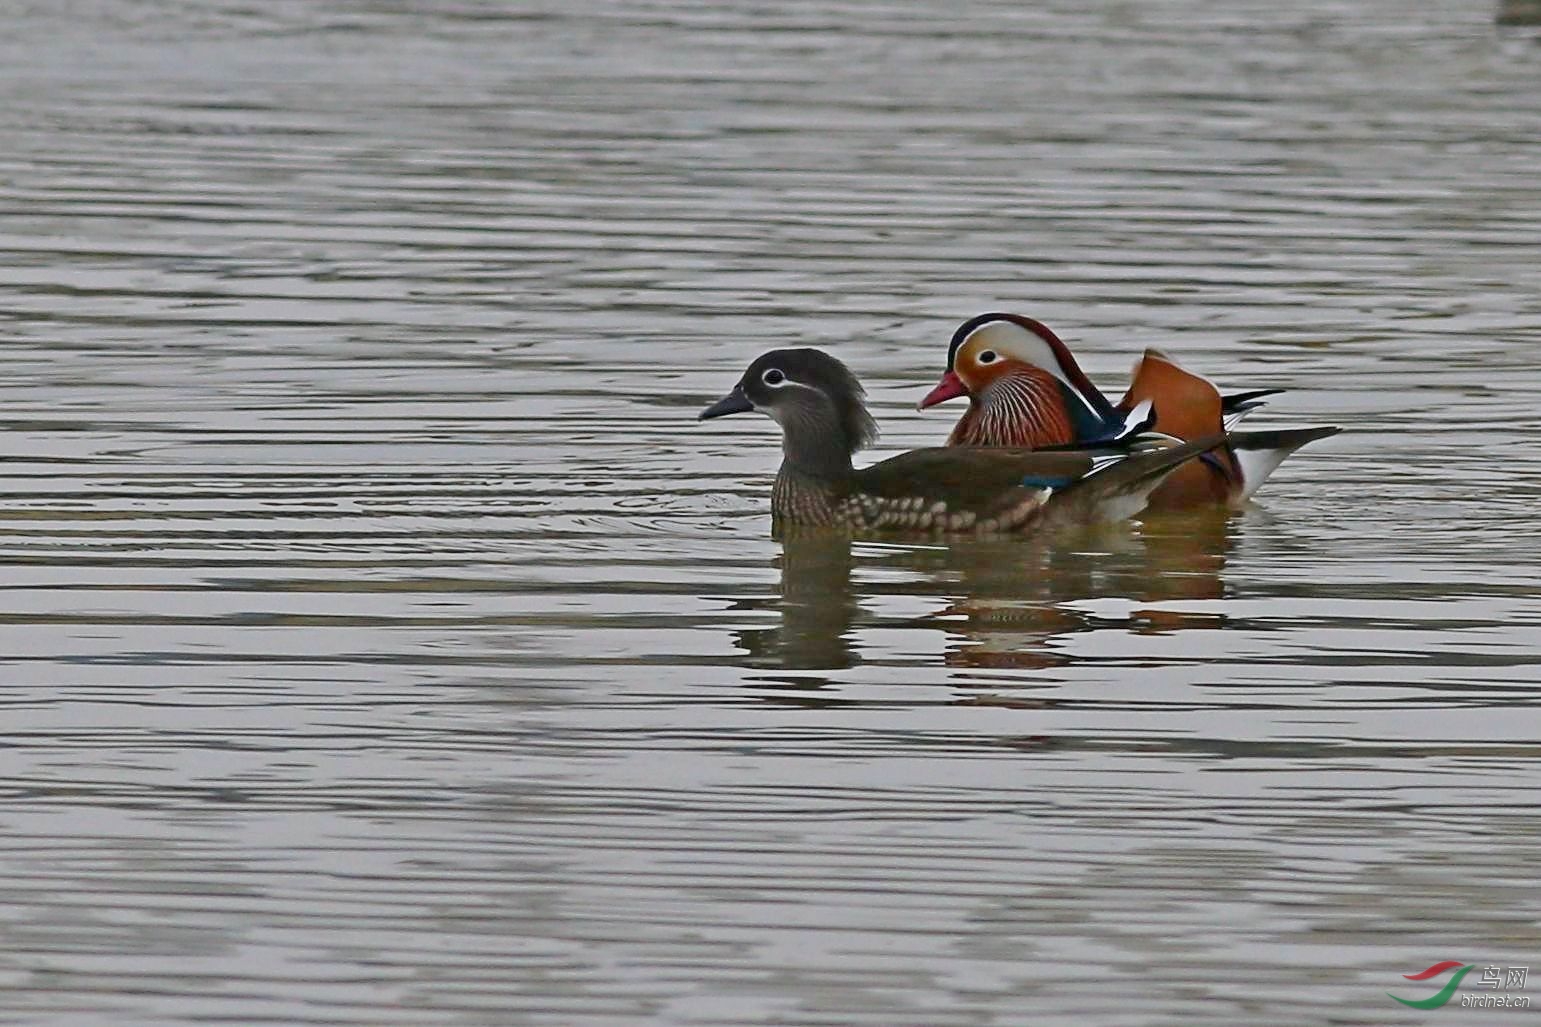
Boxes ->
[1,1,1539,1024]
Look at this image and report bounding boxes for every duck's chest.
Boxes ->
[771,469,842,526]
[953,375,1077,448]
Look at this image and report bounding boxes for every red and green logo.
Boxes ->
[1388,961,1473,1009]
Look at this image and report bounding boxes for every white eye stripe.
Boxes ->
[762,368,788,387]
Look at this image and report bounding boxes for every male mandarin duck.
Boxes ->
[917,312,1340,508]
[699,347,1225,536]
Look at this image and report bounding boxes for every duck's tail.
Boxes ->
[1221,387,1284,428]
[1226,426,1342,503]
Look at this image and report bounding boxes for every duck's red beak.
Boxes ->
[918,370,967,410]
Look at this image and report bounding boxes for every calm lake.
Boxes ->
[1,1,1539,1024]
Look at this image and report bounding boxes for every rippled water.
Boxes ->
[1,1,1539,1024]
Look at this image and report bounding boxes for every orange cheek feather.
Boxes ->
[956,360,1013,396]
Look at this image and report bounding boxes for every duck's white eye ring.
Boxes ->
[977,350,998,364]
[762,368,787,386]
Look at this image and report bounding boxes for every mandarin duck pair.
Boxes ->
[700,313,1339,537]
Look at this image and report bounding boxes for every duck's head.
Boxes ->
[917,312,1110,415]
[700,347,878,456]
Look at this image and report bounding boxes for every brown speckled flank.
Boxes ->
[773,466,1053,536]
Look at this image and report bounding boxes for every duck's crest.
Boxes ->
[756,348,879,452]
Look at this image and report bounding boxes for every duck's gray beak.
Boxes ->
[699,387,753,420]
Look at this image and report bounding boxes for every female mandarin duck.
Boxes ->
[699,348,1224,536]
[917,312,1340,508]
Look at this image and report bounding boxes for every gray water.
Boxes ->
[1,2,1539,1024]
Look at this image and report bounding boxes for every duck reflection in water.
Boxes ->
[733,529,862,678]
[732,506,1236,682]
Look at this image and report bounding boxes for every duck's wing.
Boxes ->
[853,447,1095,531]
[850,437,1223,533]
[1121,348,1291,430]
[1039,434,1229,524]
[1117,348,1228,438]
